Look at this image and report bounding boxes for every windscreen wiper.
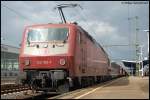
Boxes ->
[63,32,69,43]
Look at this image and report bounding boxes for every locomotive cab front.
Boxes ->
[19,24,76,93]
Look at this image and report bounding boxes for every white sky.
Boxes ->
[1,1,149,61]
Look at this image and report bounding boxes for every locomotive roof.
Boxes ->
[26,23,77,28]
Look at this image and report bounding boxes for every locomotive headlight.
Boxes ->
[60,59,66,65]
[25,59,30,66]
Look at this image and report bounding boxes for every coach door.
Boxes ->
[80,32,87,73]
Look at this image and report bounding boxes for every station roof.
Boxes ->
[1,44,20,54]
[122,59,149,68]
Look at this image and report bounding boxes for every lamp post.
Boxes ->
[143,30,149,57]
[141,46,144,77]
[128,16,140,76]
[137,29,149,77]
[138,45,144,77]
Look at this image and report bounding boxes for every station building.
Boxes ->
[1,44,20,78]
[122,60,149,76]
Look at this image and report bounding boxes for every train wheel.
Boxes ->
[57,81,69,94]
[30,80,39,93]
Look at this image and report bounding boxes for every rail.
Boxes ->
[1,84,30,95]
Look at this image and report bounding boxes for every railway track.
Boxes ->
[1,84,58,99]
[1,84,30,95]
[1,77,120,99]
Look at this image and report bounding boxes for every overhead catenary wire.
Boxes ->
[73,3,138,61]
[74,7,104,45]
[1,3,36,23]
[73,7,118,61]
[70,4,111,59]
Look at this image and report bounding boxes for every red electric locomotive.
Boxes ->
[19,23,111,93]
[19,4,111,93]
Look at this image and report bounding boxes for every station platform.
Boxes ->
[50,76,149,99]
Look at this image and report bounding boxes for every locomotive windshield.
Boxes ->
[27,27,68,42]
